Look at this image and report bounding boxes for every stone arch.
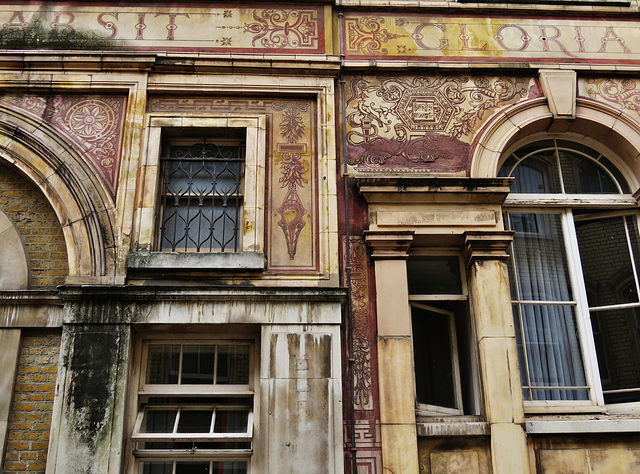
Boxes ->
[470,97,640,192]
[0,209,29,289]
[0,105,117,280]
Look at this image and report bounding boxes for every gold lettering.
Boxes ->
[51,12,75,33]
[154,13,190,41]
[574,26,586,53]
[459,24,487,51]
[3,11,27,30]
[135,13,146,40]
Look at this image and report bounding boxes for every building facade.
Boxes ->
[1,2,640,473]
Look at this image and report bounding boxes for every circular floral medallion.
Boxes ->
[66,99,116,139]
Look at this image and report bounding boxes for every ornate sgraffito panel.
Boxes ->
[0,5,326,54]
[346,75,536,174]
[342,237,382,474]
[580,78,640,123]
[148,97,318,272]
[0,94,126,198]
[344,14,640,64]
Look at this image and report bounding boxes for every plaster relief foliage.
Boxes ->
[346,75,533,173]
[345,238,373,410]
[245,9,318,48]
[0,94,126,197]
[346,16,408,55]
[274,101,309,260]
[582,78,640,121]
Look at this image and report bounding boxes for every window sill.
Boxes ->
[416,416,489,437]
[526,418,640,434]
[524,404,605,415]
[127,251,267,272]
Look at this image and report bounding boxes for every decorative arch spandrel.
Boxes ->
[0,110,118,282]
[345,74,539,175]
[0,94,127,199]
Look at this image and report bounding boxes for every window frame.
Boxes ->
[407,251,481,417]
[141,115,266,255]
[501,137,640,412]
[128,332,259,473]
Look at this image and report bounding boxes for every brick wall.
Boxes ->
[0,160,68,287]
[2,331,61,473]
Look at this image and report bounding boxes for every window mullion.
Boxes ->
[505,213,534,398]
[554,139,566,194]
[623,215,640,301]
[563,208,605,406]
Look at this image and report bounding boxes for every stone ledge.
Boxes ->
[526,418,640,433]
[417,420,490,437]
[127,251,267,272]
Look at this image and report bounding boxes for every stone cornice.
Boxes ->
[356,177,513,205]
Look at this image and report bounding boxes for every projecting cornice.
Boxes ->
[355,177,513,205]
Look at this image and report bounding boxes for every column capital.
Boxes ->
[364,230,414,259]
[463,231,515,265]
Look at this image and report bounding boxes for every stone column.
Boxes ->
[48,323,131,474]
[463,232,530,474]
[365,231,419,474]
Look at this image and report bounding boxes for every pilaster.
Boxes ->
[48,320,131,474]
[365,231,419,474]
[463,231,530,474]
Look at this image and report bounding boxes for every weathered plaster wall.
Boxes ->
[418,437,492,474]
[48,324,130,474]
[532,435,640,473]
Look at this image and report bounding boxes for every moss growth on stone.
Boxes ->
[0,16,115,50]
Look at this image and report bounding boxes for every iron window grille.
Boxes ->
[159,141,245,252]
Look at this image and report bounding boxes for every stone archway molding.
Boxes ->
[0,105,117,282]
[470,96,640,192]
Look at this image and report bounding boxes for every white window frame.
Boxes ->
[502,137,640,413]
[130,335,257,473]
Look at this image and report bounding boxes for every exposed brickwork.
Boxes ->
[2,331,61,474]
[0,161,68,287]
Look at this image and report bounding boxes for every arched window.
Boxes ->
[500,138,640,407]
